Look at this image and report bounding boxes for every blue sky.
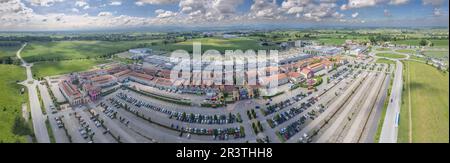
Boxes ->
[0,0,448,30]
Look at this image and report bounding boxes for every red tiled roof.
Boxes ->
[60,80,81,99]
[92,75,114,83]
[113,69,131,78]
[301,68,312,74]
[130,71,154,81]
[288,72,301,78]
[155,77,173,86]
[309,62,323,69]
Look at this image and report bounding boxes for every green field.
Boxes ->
[423,50,449,58]
[0,44,21,64]
[0,46,20,58]
[32,59,110,78]
[376,58,396,65]
[376,53,407,59]
[398,61,449,143]
[392,39,448,47]
[316,38,348,46]
[392,39,422,46]
[409,55,427,62]
[395,49,416,54]
[21,41,150,62]
[149,37,279,54]
[0,64,30,143]
[429,39,449,47]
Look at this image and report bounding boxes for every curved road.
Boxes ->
[17,43,51,143]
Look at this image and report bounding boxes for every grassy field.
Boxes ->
[149,37,279,54]
[409,55,427,62]
[0,46,20,59]
[0,64,30,143]
[398,61,449,143]
[376,53,407,59]
[423,50,449,58]
[376,58,396,65]
[395,49,416,54]
[392,39,448,48]
[316,38,349,46]
[392,39,422,46]
[32,59,110,78]
[429,39,449,48]
[21,41,150,62]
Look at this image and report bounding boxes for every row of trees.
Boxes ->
[0,57,21,65]
[0,32,202,42]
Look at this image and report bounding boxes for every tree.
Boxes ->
[257,121,263,132]
[419,39,428,46]
[12,116,31,136]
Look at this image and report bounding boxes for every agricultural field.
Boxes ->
[398,61,449,143]
[21,41,151,62]
[31,59,111,78]
[0,64,30,143]
[376,53,407,59]
[149,37,280,54]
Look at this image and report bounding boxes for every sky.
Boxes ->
[0,0,449,31]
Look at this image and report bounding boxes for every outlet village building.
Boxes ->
[58,44,356,106]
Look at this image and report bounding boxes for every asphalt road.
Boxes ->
[379,60,403,143]
[38,83,70,143]
[17,43,51,143]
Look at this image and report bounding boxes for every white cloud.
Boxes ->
[155,9,177,18]
[389,0,409,5]
[109,1,122,6]
[0,0,447,30]
[75,0,90,9]
[27,0,64,7]
[98,12,113,17]
[249,0,281,19]
[301,2,338,21]
[341,0,410,10]
[135,1,144,6]
[212,0,244,14]
[71,8,79,13]
[332,11,344,18]
[433,7,444,16]
[136,0,179,5]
